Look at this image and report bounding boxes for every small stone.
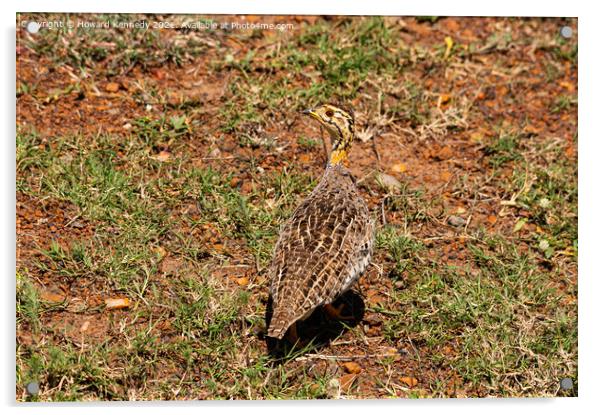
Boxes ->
[560,377,573,390]
[394,280,406,289]
[327,378,340,399]
[447,215,467,227]
[376,173,402,193]
[26,382,39,395]
[560,26,572,39]
[208,147,221,158]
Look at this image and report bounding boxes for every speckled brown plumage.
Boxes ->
[267,104,374,340]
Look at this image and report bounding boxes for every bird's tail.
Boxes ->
[267,307,296,339]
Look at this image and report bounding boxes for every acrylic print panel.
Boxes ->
[16,13,577,400]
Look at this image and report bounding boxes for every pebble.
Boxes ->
[447,215,467,227]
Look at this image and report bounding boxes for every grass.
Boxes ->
[19,13,207,75]
[17,14,577,400]
[378,233,576,396]
[15,126,326,399]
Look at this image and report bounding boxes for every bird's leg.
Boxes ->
[323,303,355,321]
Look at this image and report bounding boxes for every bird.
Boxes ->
[266,104,374,342]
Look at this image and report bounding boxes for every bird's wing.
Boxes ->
[268,179,372,319]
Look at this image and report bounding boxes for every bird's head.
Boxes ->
[303,104,355,166]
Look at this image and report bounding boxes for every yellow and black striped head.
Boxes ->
[303,104,355,165]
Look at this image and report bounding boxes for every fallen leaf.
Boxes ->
[513,218,527,233]
[298,153,312,164]
[230,177,242,187]
[442,345,454,355]
[211,243,225,253]
[440,171,452,181]
[153,151,171,162]
[434,146,453,161]
[565,144,576,158]
[241,181,254,194]
[105,82,120,93]
[437,93,451,108]
[153,246,167,259]
[444,36,454,59]
[400,376,418,388]
[486,215,497,225]
[469,131,484,142]
[104,297,130,310]
[367,294,386,306]
[151,68,167,80]
[160,256,184,274]
[559,80,575,92]
[524,124,541,136]
[342,362,362,374]
[339,373,358,394]
[309,383,322,395]
[391,163,407,173]
[235,277,249,286]
[382,346,398,355]
[39,289,66,303]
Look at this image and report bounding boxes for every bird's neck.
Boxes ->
[328,129,353,166]
[329,148,348,166]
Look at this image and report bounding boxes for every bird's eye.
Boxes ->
[325,110,334,117]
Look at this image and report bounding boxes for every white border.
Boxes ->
[3,1,599,415]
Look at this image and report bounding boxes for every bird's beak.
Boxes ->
[302,108,319,120]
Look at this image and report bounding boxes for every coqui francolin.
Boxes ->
[267,104,374,342]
